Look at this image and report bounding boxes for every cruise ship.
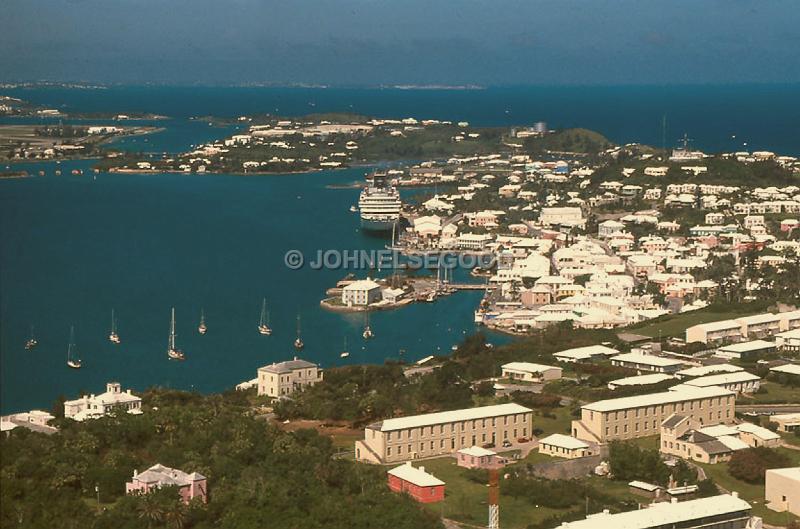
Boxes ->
[358,173,402,231]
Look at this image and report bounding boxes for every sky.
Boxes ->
[2,0,799,86]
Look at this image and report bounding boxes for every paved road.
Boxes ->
[736,404,800,414]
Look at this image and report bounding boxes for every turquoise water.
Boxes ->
[0,162,500,413]
[2,84,799,412]
[5,85,800,155]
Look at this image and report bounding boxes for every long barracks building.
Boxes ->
[572,384,735,444]
[355,403,533,464]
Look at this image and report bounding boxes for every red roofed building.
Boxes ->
[387,462,445,503]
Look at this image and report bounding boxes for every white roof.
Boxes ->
[734,422,781,441]
[501,362,561,374]
[766,467,800,482]
[771,413,800,424]
[737,313,783,325]
[770,364,800,376]
[558,494,751,529]
[718,340,775,353]
[683,371,760,388]
[539,433,589,450]
[388,462,445,487]
[717,435,750,451]
[610,374,675,387]
[611,353,684,368]
[689,320,742,332]
[628,481,661,492]
[458,445,497,457]
[677,364,743,378]
[376,403,531,432]
[698,424,739,437]
[582,385,734,413]
[343,279,381,291]
[554,344,619,360]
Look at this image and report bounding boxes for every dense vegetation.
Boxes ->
[728,447,792,484]
[608,442,696,487]
[0,389,441,529]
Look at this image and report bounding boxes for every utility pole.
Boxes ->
[488,468,499,529]
[95,484,100,512]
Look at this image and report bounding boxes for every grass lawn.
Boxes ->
[533,407,574,437]
[698,448,800,526]
[626,304,768,338]
[419,457,570,529]
[737,381,800,405]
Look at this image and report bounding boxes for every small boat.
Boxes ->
[25,325,38,350]
[451,344,459,352]
[340,336,349,358]
[66,326,82,369]
[167,307,185,360]
[294,315,304,350]
[426,291,437,302]
[362,311,374,340]
[258,298,272,335]
[198,308,207,335]
[109,308,121,344]
[349,205,358,213]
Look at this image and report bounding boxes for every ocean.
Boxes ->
[1,85,798,413]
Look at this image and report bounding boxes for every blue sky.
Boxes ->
[2,0,799,85]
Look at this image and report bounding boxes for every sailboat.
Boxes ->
[294,315,304,350]
[109,309,121,344]
[362,311,374,339]
[198,308,207,335]
[25,325,38,350]
[167,307,185,360]
[66,326,82,369]
[340,336,349,358]
[258,298,272,335]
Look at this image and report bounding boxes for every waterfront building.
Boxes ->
[766,467,800,516]
[64,382,142,421]
[355,403,533,464]
[537,434,592,459]
[126,464,207,504]
[257,358,322,398]
[571,385,735,444]
[387,462,445,503]
[456,446,504,469]
[500,362,562,382]
[456,232,494,250]
[610,353,685,374]
[557,494,757,529]
[341,279,382,306]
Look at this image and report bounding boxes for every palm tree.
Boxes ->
[163,502,188,529]
[137,495,164,529]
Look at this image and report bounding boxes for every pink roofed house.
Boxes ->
[126,464,207,504]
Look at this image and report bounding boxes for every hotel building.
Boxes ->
[257,358,322,398]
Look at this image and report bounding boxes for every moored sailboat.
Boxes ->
[66,326,82,369]
[109,309,121,344]
[198,308,207,335]
[362,311,374,339]
[167,307,185,360]
[25,325,38,350]
[258,298,272,335]
[294,315,304,350]
[340,336,349,358]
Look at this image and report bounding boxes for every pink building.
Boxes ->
[126,464,207,504]
[456,446,505,469]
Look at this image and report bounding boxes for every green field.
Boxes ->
[532,407,575,437]
[626,303,770,339]
[698,447,800,526]
[737,381,800,405]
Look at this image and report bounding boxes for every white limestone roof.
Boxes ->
[609,374,675,387]
[628,481,661,492]
[343,279,381,291]
[718,340,775,353]
[501,362,561,374]
[683,371,760,388]
[770,364,800,375]
[376,403,531,432]
[677,364,743,378]
[388,462,445,487]
[558,494,751,529]
[582,385,734,413]
[698,424,739,437]
[717,435,750,451]
[734,422,781,440]
[458,445,497,457]
[611,353,684,367]
[539,433,589,450]
[766,467,800,481]
[554,344,619,360]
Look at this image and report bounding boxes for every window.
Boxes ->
[387,447,392,456]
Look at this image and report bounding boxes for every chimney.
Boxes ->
[732,491,739,498]
[133,469,138,478]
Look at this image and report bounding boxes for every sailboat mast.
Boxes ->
[111,308,116,333]
[169,308,176,350]
[68,326,74,361]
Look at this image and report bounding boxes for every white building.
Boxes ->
[554,345,619,363]
[538,434,592,459]
[341,279,382,306]
[500,362,562,382]
[64,382,143,421]
[766,467,800,516]
[610,353,685,374]
[683,371,761,394]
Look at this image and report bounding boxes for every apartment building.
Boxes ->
[682,371,761,394]
[766,468,800,516]
[355,403,533,464]
[500,362,562,382]
[686,311,800,344]
[571,385,735,444]
[610,353,685,374]
[257,358,322,398]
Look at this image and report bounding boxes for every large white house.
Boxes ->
[64,382,143,421]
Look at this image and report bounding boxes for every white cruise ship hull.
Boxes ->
[361,217,398,231]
